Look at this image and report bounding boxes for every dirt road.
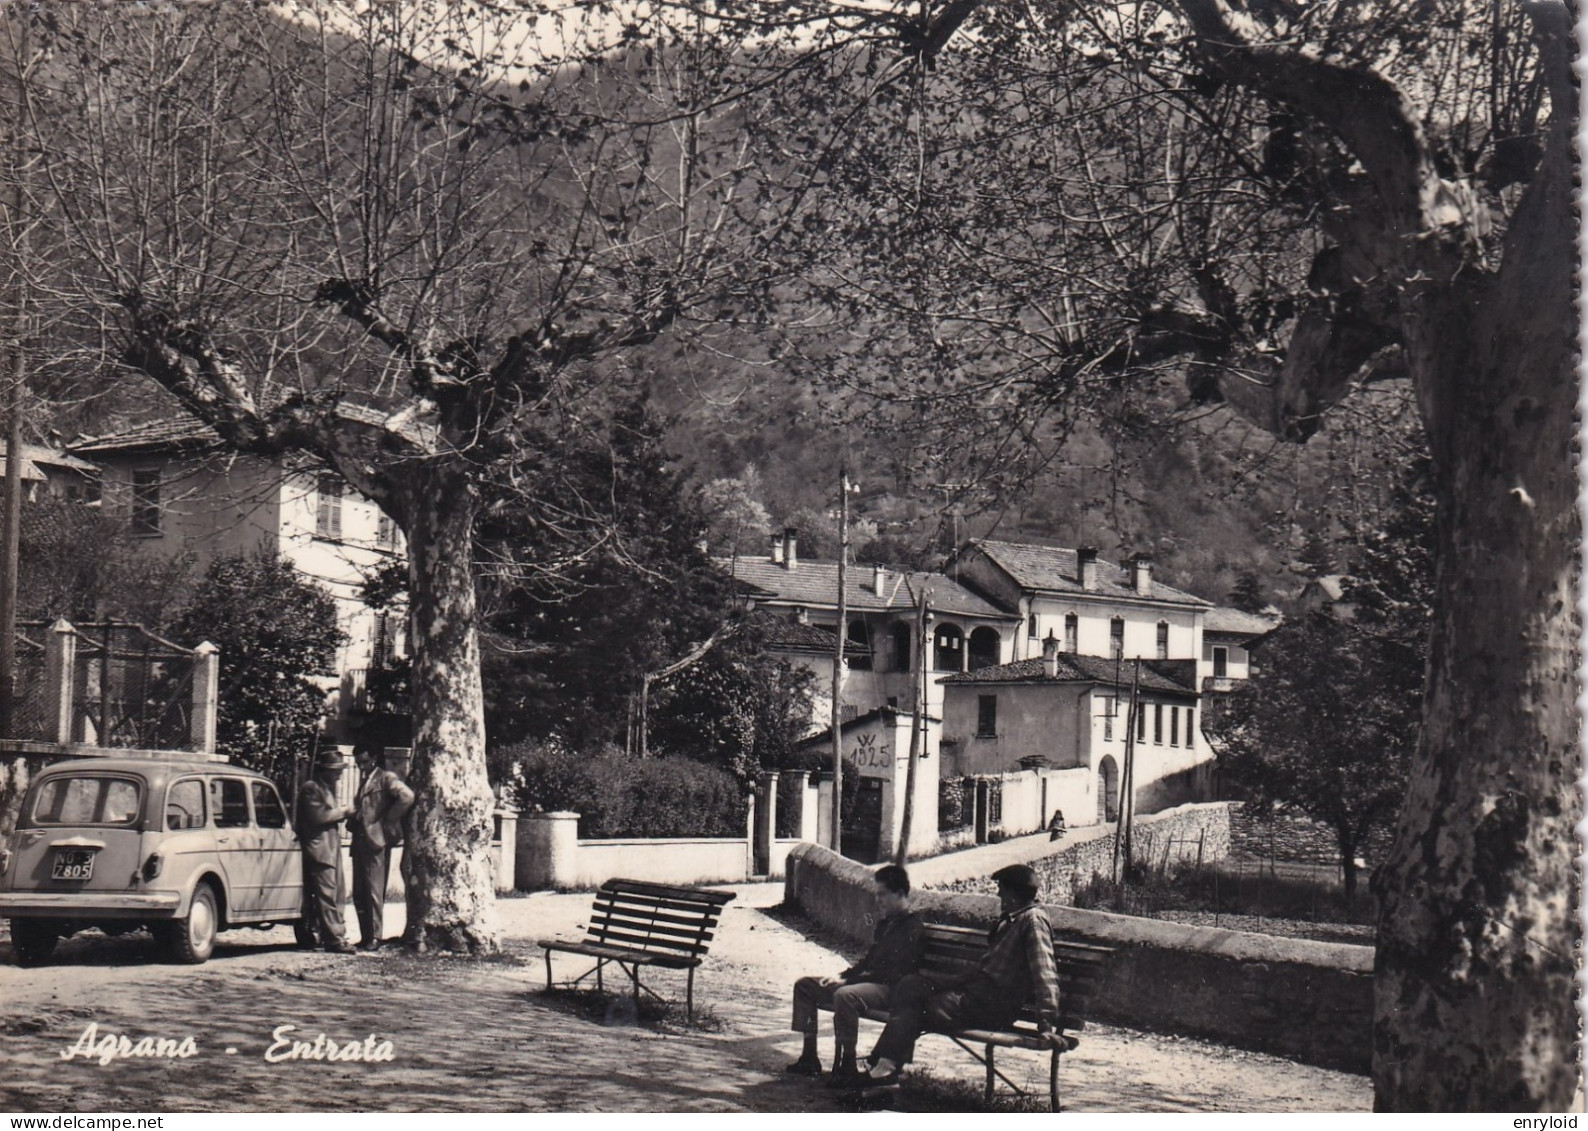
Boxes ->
[0,884,1371,1113]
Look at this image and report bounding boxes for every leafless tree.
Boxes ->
[9,2,791,953]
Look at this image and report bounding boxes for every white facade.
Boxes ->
[70,426,409,739]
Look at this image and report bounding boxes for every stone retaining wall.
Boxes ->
[922,802,1233,905]
[784,842,1373,1074]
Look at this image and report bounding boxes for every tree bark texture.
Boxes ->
[399,464,500,955]
[1371,52,1579,1108]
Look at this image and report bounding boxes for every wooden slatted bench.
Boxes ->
[537,878,737,1021]
[821,921,1113,1110]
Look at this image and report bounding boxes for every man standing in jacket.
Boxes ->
[852,863,1059,1086]
[297,749,356,954]
[349,746,416,952]
[787,864,924,1083]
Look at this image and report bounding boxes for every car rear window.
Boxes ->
[30,775,142,827]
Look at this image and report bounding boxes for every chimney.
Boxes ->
[1042,632,1059,678]
[1077,547,1098,591]
[784,526,798,570]
[794,605,809,625]
[769,532,784,565]
[873,564,887,597]
[1131,553,1153,596]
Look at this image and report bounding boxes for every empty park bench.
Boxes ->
[821,921,1114,1110]
[537,878,737,1021]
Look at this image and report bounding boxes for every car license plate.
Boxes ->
[52,849,95,881]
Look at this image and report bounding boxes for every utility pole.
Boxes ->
[828,465,851,855]
[895,584,931,864]
[0,9,29,740]
[1112,660,1140,885]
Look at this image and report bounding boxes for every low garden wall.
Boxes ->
[784,841,1374,1074]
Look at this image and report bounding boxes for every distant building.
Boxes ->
[70,412,411,744]
[722,528,1019,724]
[0,442,100,504]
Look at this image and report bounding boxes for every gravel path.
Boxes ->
[0,884,1371,1113]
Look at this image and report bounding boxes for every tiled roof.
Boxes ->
[72,402,432,456]
[960,539,1211,607]
[1204,606,1281,638]
[0,442,98,480]
[721,557,1014,621]
[796,706,939,749]
[940,653,1195,694]
[763,619,869,657]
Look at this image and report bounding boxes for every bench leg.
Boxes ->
[543,950,552,991]
[686,967,695,1023]
[630,963,642,1016]
[596,959,605,993]
[984,1043,995,1105]
[1050,1049,1061,1113]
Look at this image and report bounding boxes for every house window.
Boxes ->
[1136,702,1146,742]
[1110,617,1124,658]
[976,694,997,738]
[1170,705,1179,746]
[315,473,343,539]
[130,469,161,536]
[1064,614,1078,653]
[376,511,398,549]
[1102,696,1115,741]
[1156,621,1170,660]
[1186,708,1195,745]
[1028,613,1038,639]
[1213,646,1229,678]
[847,620,873,671]
[1153,703,1164,744]
[987,780,1003,825]
[891,621,912,672]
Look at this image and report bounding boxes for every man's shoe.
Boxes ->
[324,941,357,955]
[824,1063,862,1089]
[357,940,381,952]
[784,1056,823,1076]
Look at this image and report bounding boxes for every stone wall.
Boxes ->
[785,841,1373,1074]
[925,802,1233,905]
[1229,805,1394,866]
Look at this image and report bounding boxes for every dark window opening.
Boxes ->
[847,620,873,671]
[976,694,997,738]
[1064,614,1078,653]
[1110,617,1125,658]
[1156,621,1170,660]
[131,470,161,536]
[890,621,912,672]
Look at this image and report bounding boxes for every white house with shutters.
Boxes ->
[70,413,411,744]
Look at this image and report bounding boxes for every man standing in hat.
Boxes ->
[349,747,416,951]
[851,862,1059,1086]
[297,750,357,954]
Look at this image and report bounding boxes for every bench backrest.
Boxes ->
[920,922,1113,1034]
[584,878,737,960]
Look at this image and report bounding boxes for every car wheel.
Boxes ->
[10,918,57,967]
[166,883,219,965]
[292,920,316,950]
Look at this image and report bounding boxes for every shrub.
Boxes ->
[504,739,748,838]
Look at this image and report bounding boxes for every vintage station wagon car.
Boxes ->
[0,756,310,965]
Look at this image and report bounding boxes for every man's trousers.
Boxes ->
[351,844,391,946]
[868,973,1016,1066]
[791,976,893,1050]
[302,858,347,946]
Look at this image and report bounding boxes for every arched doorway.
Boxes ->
[1097,755,1119,822]
[933,624,964,671]
[968,626,1001,670]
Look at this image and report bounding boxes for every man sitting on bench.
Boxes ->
[848,863,1059,1088]
[787,863,924,1083]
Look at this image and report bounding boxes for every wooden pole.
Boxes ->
[895,584,930,863]
[0,10,28,739]
[829,466,849,854]
[1112,660,1140,885]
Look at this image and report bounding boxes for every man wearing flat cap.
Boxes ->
[851,862,1059,1086]
[296,749,357,954]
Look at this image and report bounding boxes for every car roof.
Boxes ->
[36,758,270,789]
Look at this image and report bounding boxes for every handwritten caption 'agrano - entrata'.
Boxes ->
[58,1022,396,1066]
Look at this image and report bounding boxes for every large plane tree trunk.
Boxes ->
[400,463,499,954]
[1371,59,1579,1109]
